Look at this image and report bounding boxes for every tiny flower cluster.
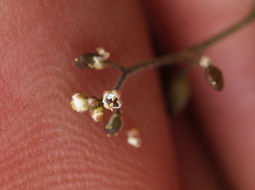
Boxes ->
[71,90,123,136]
[72,47,124,137]
[71,93,104,122]
[74,47,110,70]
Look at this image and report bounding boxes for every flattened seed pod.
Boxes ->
[104,110,122,137]
[205,65,224,91]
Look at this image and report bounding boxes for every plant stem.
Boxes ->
[107,61,125,72]
[113,10,255,90]
[114,71,128,90]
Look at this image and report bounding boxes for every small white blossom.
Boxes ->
[127,128,142,148]
[92,56,106,70]
[199,56,212,68]
[102,90,122,111]
[71,93,88,112]
[96,47,110,60]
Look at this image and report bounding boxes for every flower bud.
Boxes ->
[87,96,100,109]
[104,110,122,137]
[126,128,142,148]
[102,90,122,111]
[71,93,88,112]
[205,65,224,91]
[91,106,104,122]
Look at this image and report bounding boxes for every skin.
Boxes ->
[0,0,255,189]
[0,0,178,189]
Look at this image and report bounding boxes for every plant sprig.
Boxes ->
[111,8,255,90]
[71,6,255,143]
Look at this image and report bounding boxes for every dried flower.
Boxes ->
[91,56,107,70]
[126,128,142,148]
[102,90,122,111]
[71,93,88,112]
[104,110,122,137]
[96,47,110,60]
[205,65,224,91]
[199,56,212,68]
[91,106,104,122]
[74,47,110,70]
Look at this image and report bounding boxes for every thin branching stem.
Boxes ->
[107,61,125,72]
[111,9,255,90]
[114,71,128,90]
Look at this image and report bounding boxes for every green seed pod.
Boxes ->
[205,65,224,91]
[104,110,122,137]
[167,74,190,114]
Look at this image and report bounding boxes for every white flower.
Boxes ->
[199,56,212,68]
[92,56,106,70]
[71,93,88,112]
[127,128,142,148]
[96,47,110,60]
[102,90,122,111]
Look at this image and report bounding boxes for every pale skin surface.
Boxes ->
[0,0,254,190]
[0,1,178,189]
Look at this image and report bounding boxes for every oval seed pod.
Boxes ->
[74,53,98,68]
[205,65,224,91]
[104,110,122,137]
